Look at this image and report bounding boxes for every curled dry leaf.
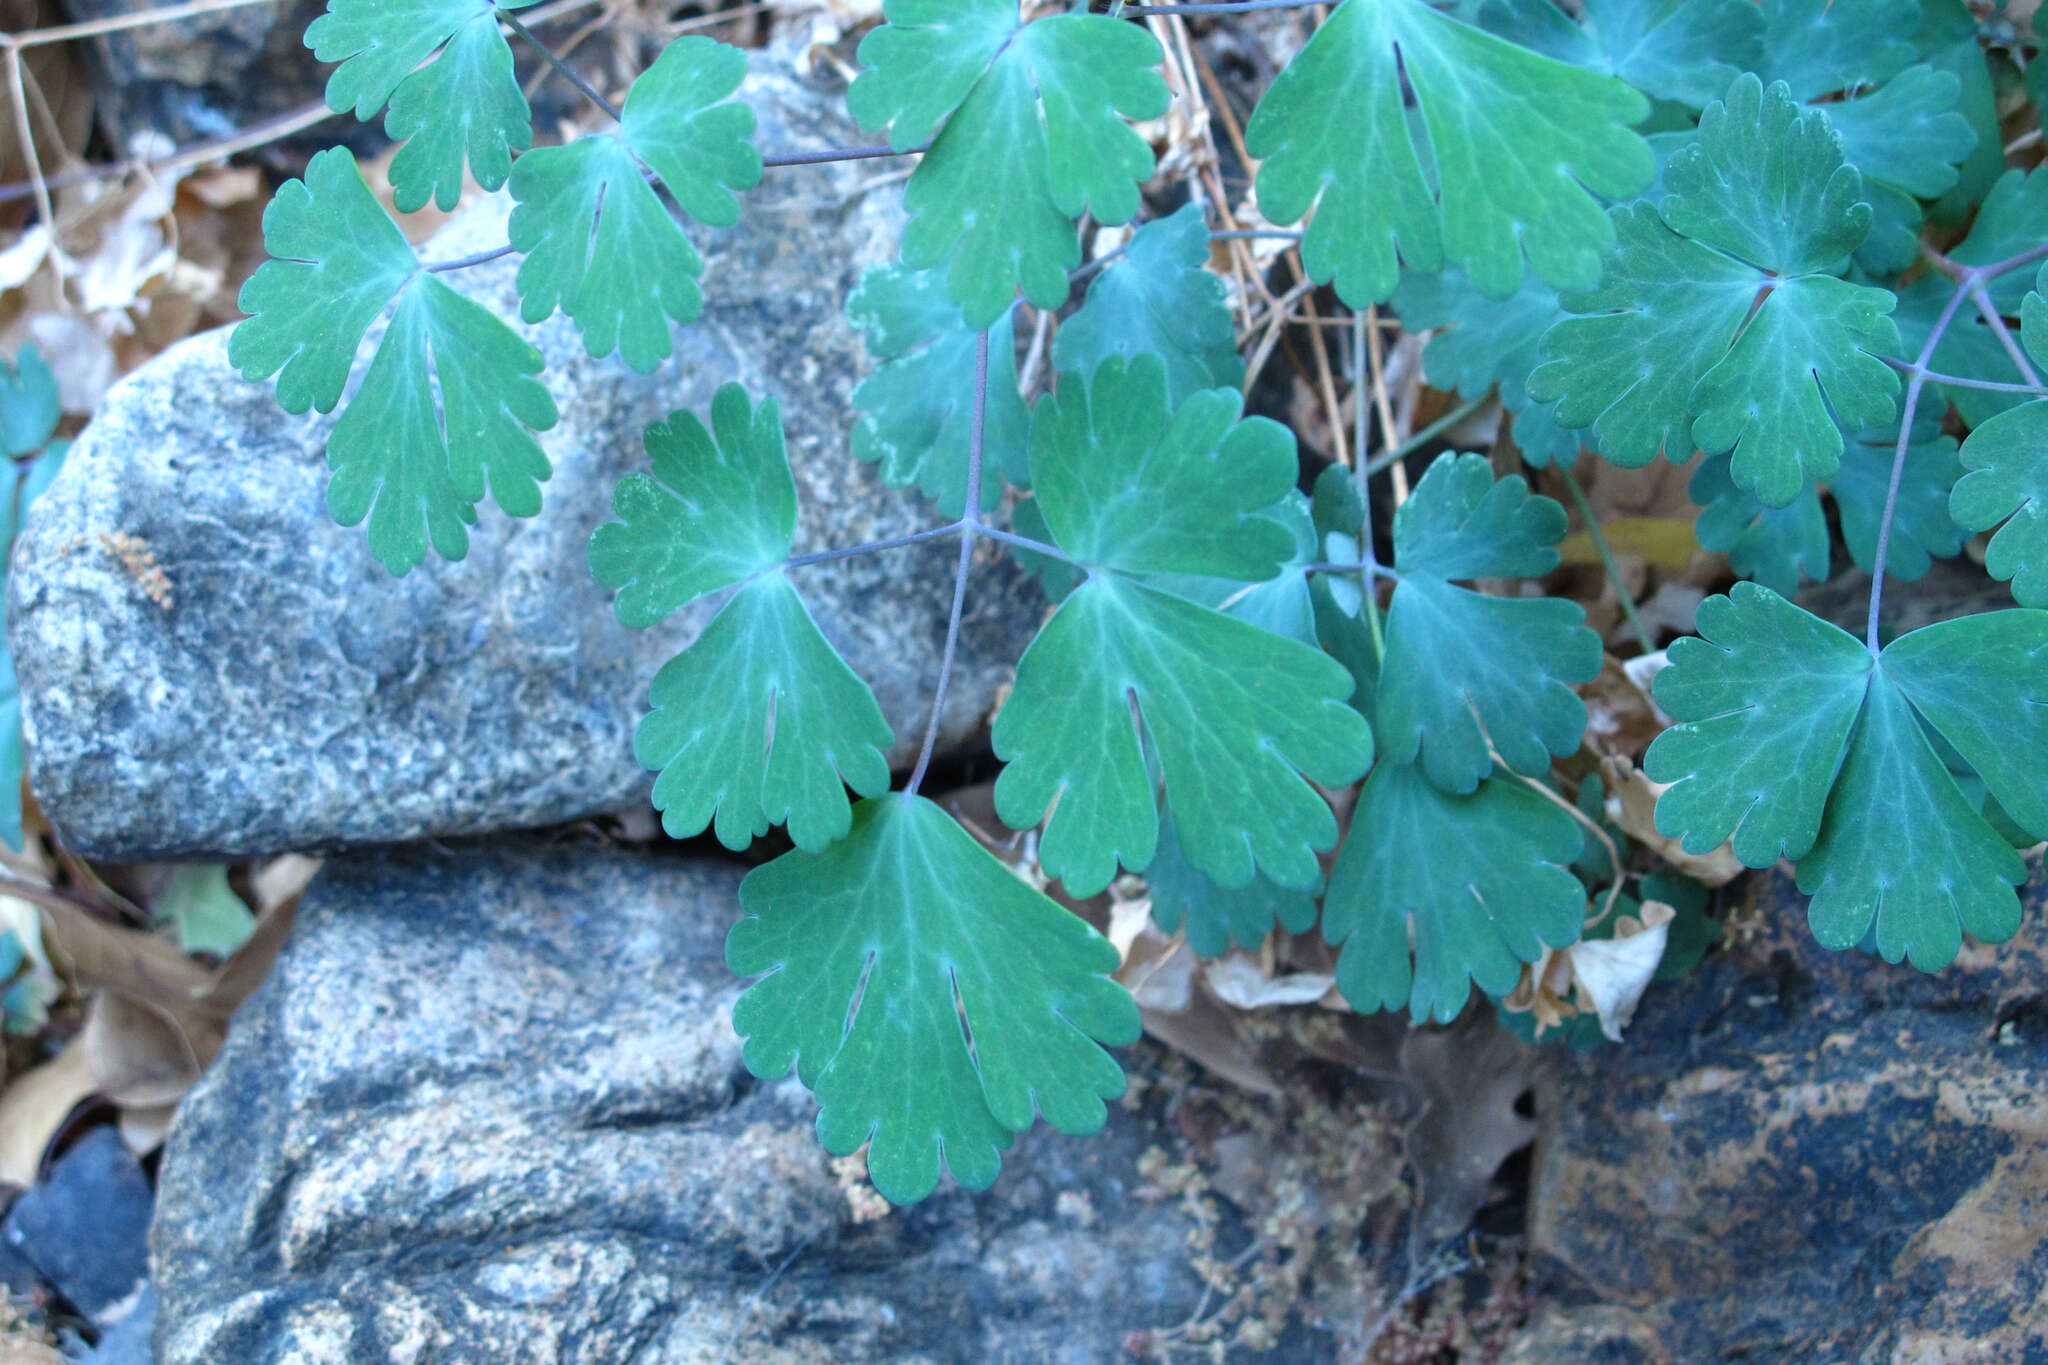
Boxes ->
[1579,653,1668,760]
[1503,901,1675,1043]
[1601,751,1745,886]
[1202,952,1335,1010]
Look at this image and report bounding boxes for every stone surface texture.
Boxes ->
[8,47,1040,862]
[148,841,1291,1365]
[1513,862,2048,1362]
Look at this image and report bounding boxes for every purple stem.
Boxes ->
[903,330,989,799]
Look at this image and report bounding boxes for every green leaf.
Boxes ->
[1823,64,1976,201]
[1689,455,1829,596]
[1756,0,1917,101]
[1374,455,1601,792]
[635,577,892,851]
[509,37,759,372]
[848,1,1167,328]
[1147,807,1319,959]
[236,151,558,573]
[230,148,418,416]
[1027,354,1296,580]
[1140,493,1320,647]
[1529,205,1756,465]
[994,575,1372,897]
[0,440,63,852]
[1245,0,1651,307]
[306,0,536,210]
[1325,761,1585,1022]
[728,795,1139,1205]
[846,265,1029,516]
[589,383,795,627]
[157,865,258,957]
[1647,587,2048,969]
[1796,674,2023,968]
[1532,76,1901,505]
[1954,401,2048,608]
[326,274,555,573]
[1476,0,1764,110]
[1053,205,1244,405]
[1645,584,1872,866]
[0,346,59,457]
[1831,412,1962,582]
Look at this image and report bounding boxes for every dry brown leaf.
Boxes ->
[1139,994,1284,1098]
[82,990,210,1109]
[1558,516,1699,573]
[251,854,322,914]
[1202,952,1335,1010]
[1398,1015,1537,1250]
[116,1101,178,1156]
[1578,653,1666,761]
[0,1041,94,1188]
[1601,753,1745,886]
[1570,902,1675,1042]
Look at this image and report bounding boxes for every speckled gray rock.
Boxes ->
[8,47,1039,862]
[149,842,1278,1365]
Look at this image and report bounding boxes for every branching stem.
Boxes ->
[781,523,964,572]
[1876,354,2048,394]
[904,330,990,799]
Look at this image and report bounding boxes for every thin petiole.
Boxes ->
[1878,354,2048,394]
[905,331,990,800]
[425,244,519,273]
[1558,462,1655,655]
[760,142,929,168]
[1353,310,1386,655]
[1117,0,1329,13]
[978,523,1085,568]
[1359,391,1491,478]
[502,12,622,122]
[781,522,964,572]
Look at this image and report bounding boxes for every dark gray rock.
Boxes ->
[150,841,1282,1365]
[2,1128,152,1328]
[1513,861,2048,1361]
[10,47,1040,862]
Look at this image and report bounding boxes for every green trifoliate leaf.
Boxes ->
[1689,455,1829,596]
[1823,64,1975,201]
[1755,0,1917,100]
[509,37,759,372]
[1476,0,1764,110]
[1324,761,1585,1022]
[1645,584,1872,866]
[230,148,418,416]
[846,265,1029,516]
[305,0,536,210]
[1245,0,1652,306]
[157,865,257,958]
[0,346,58,457]
[1375,455,1600,793]
[1647,588,2048,968]
[588,383,795,627]
[233,151,558,574]
[1831,412,1962,582]
[635,577,891,851]
[1028,354,1296,580]
[728,796,1139,1205]
[1531,76,1901,506]
[1147,807,1319,959]
[1528,205,1755,466]
[1053,206,1243,406]
[847,1,1167,328]
[994,574,1373,897]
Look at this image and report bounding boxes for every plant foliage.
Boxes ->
[232,0,2048,1202]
